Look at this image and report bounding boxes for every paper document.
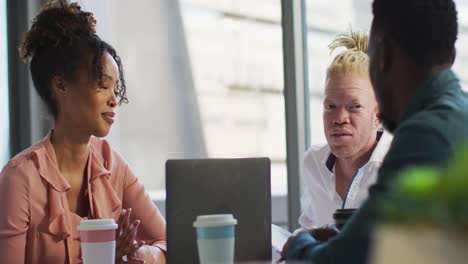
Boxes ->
[271,224,292,254]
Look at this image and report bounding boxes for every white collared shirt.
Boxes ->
[298,131,393,229]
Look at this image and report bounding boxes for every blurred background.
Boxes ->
[2,0,468,228]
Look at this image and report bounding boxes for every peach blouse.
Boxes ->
[0,132,166,263]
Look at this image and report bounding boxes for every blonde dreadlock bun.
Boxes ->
[326,29,369,79]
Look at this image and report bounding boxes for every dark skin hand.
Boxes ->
[309,227,339,241]
[280,227,339,261]
[116,208,146,264]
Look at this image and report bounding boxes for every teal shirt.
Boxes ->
[286,69,468,263]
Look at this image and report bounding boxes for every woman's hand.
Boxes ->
[116,208,146,264]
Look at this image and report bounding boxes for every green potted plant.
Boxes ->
[371,146,468,264]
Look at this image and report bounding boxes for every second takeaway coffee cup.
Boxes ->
[193,214,238,264]
[78,219,118,264]
[333,208,356,230]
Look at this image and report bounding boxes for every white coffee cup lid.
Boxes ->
[77,219,118,231]
[193,214,238,228]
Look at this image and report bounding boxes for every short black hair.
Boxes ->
[19,0,128,118]
[372,0,458,67]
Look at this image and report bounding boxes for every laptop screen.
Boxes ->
[166,158,272,263]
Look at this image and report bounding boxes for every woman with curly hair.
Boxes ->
[0,1,166,263]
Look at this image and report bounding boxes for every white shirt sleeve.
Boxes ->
[298,188,315,229]
[298,147,321,230]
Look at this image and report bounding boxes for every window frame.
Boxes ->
[281,0,310,231]
[7,0,51,158]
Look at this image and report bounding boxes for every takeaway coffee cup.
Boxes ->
[77,219,118,264]
[333,208,356,230]
[193,214,238,264]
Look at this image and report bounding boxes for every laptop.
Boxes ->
[166,158,272,263]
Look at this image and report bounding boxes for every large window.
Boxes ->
[0,0,9,167]
[179,1,286,195]
[76,0,287,196]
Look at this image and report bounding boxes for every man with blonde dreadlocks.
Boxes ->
[283,0,468,263]
[298,29,392,230]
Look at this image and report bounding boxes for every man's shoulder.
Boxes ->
[398,103,468,144]
[381,105,468,180]
[415,87,468,135]
[390,115,447,156]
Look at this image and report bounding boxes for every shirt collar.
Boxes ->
[325,153,336,172]
[31,130,111,192]
[401,69,460,124]
[31,131,71,192]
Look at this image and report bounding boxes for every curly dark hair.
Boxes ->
[372,0,458,67]
[18,0,128,118]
